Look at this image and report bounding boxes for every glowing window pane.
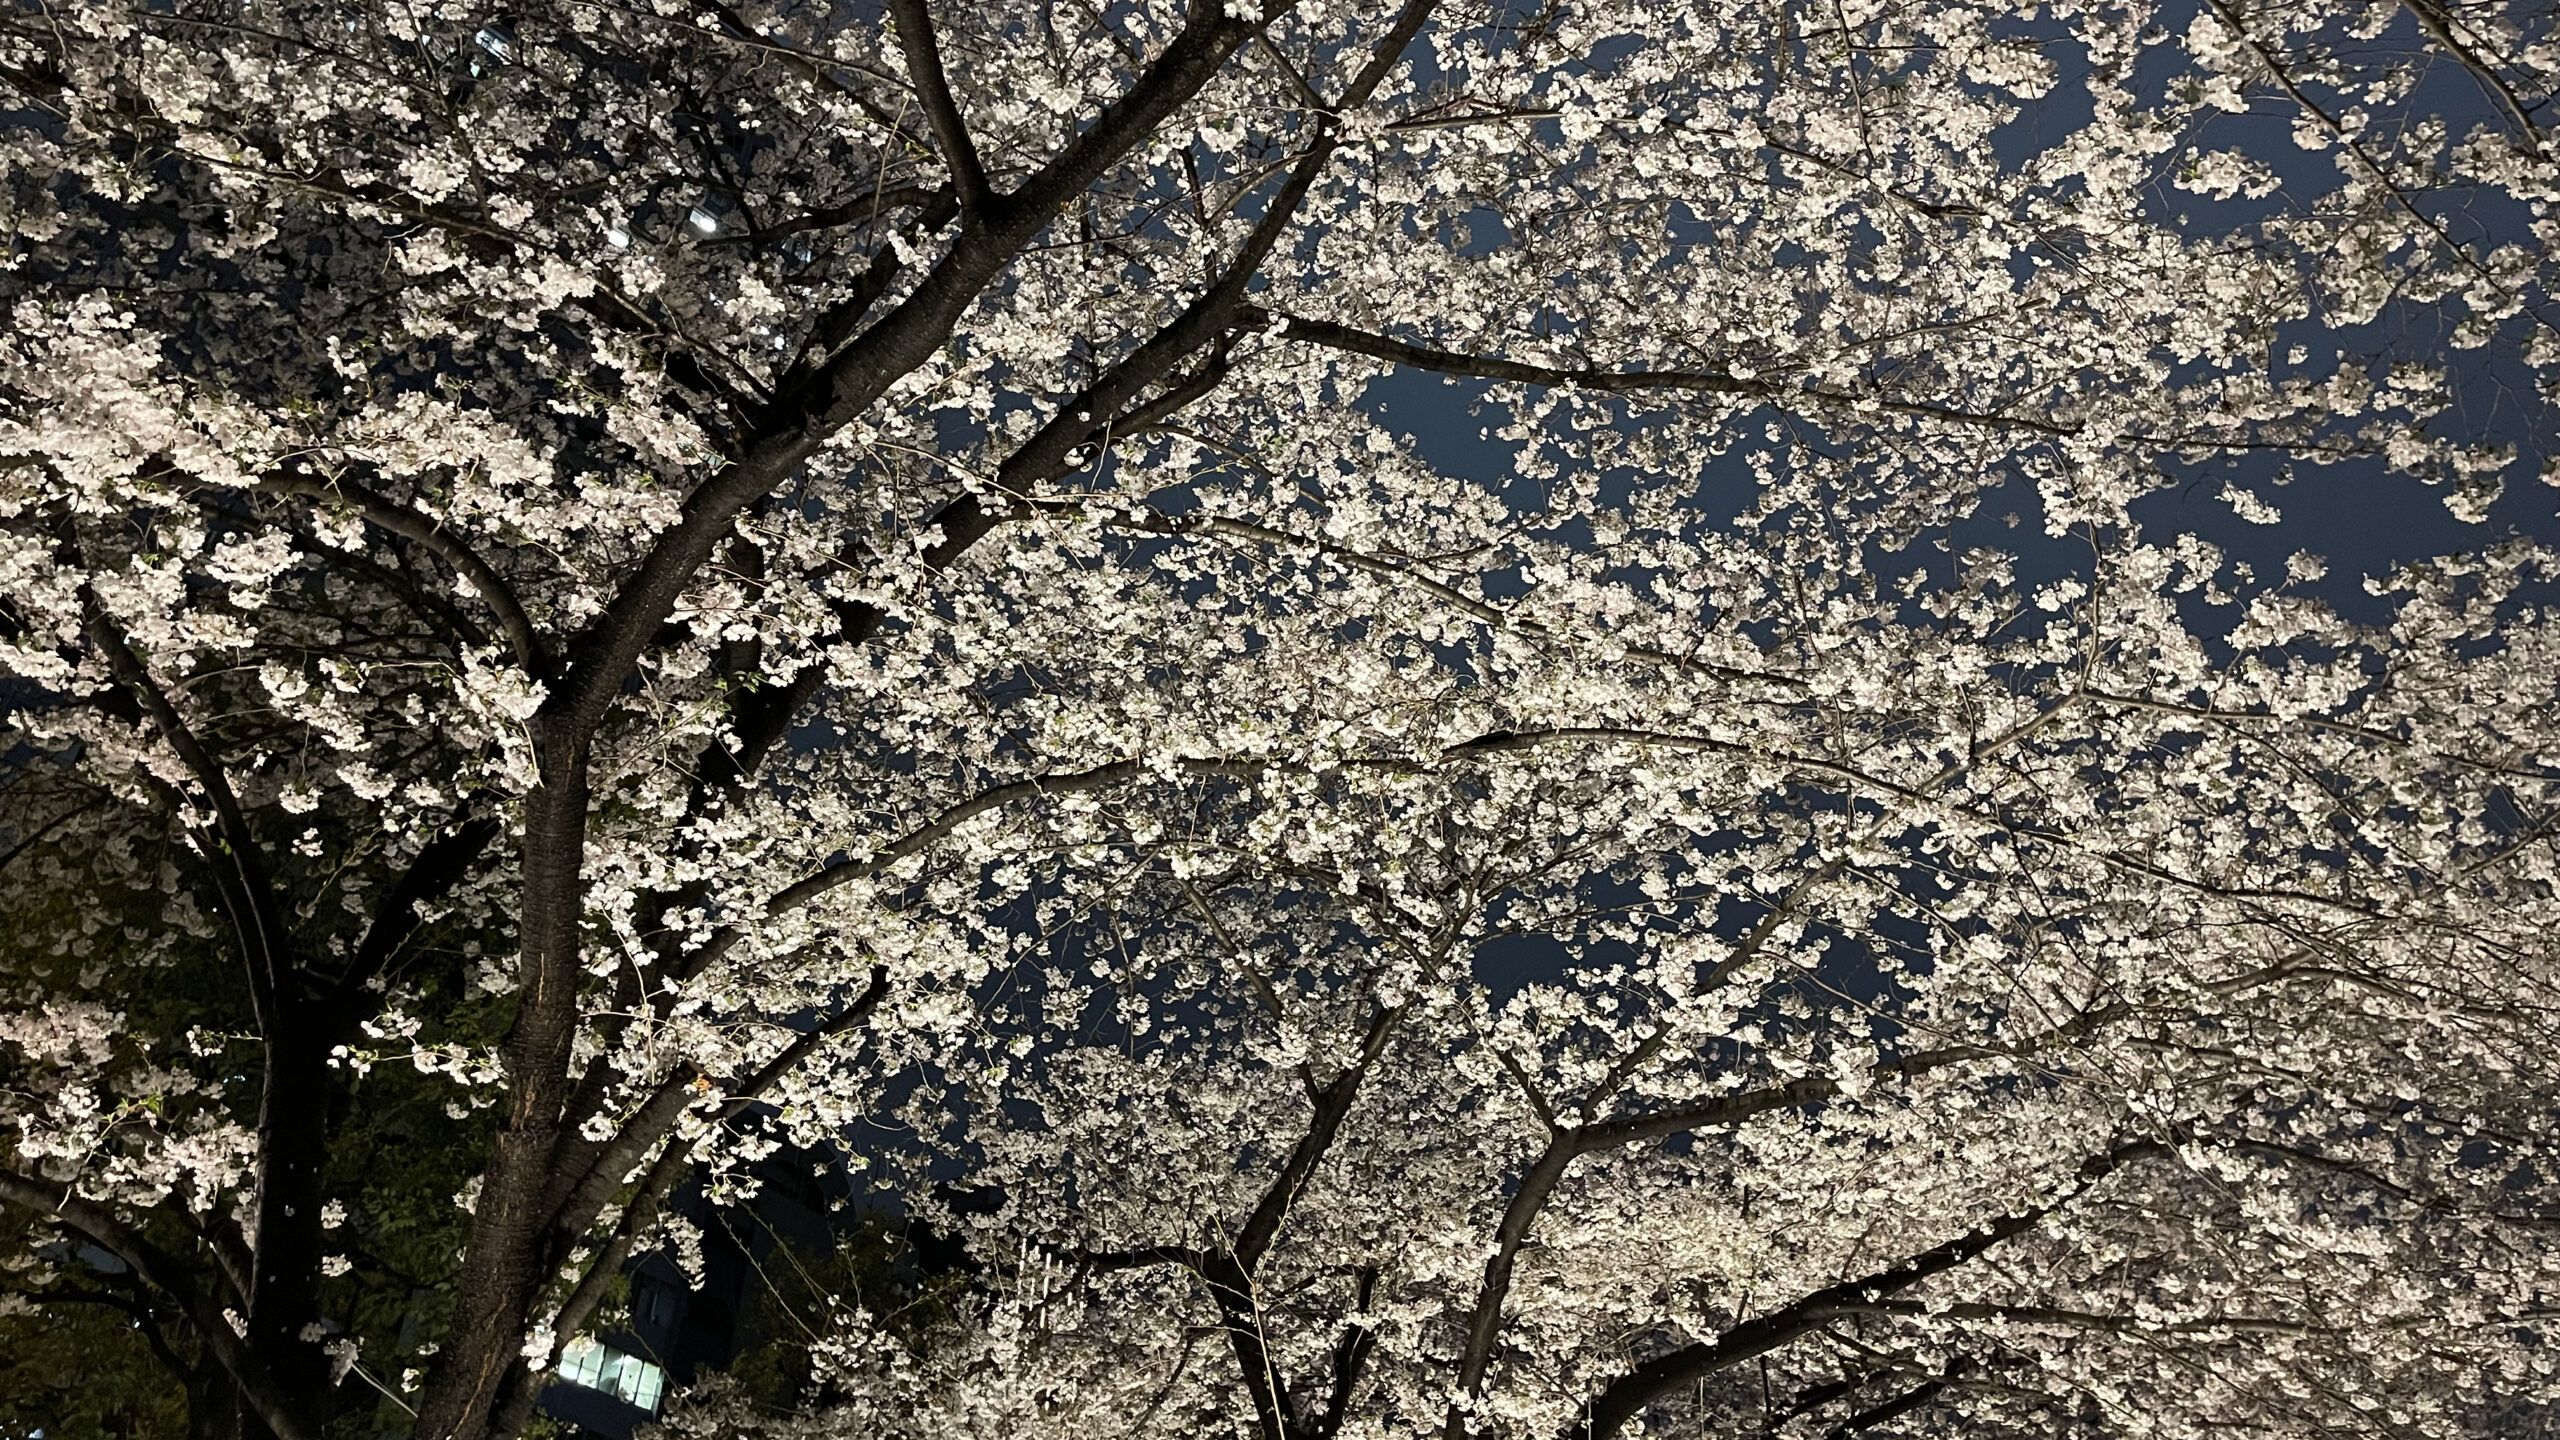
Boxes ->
[551,1337,665,1412]
[558,1338,604,1388]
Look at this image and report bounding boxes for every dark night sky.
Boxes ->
[1363,5,2560,630]
[1350,9,2560,1000]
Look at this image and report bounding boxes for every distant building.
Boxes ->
[537,1150,851,1440]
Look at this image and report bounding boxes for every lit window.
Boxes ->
[686,192,733,236]
[555,1337,667,1412]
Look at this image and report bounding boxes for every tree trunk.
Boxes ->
[188,1348,238,1440]
[412,738,593,1440]
[240,1027,335,1439]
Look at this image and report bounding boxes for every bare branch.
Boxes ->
[1100,507,1801,688]
[2202,0,2559,337]
[1241,308,2083,438]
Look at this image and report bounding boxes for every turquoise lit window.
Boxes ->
[555,1337,666,1412]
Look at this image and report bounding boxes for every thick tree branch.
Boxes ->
[1315,1266,1380,1439]
[886,0,994,214]
[432,15,1295,1427]
[1447,947,2309,1436]
[1820,1359,1971,1438]
[1813,1298,2322,1336]
[181,1210,256,1315]
[0,1169,316,1440]
[327,815,503,1011]
[773,191,963,397]
[85,562,375,1423]
[1445,874,1840,1428]
[876,0,1448,597]
[546,0,1280,745]
[978,0,1445,513]
[1076,999,1408,1440]
[539,966,892,1248]
[1444,1143,1576,1436]
[1198,1248,1298,1440]
[1235,1003,1405,1270]
[80,602,296,1027]
[488,969,887,1435]
[482,1139,695,1440]
[1572,1141,2166,1440]
[1194,1000,1411,1440]
[252,474,546,675]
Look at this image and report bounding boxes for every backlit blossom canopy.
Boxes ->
[1,0,2557,1436]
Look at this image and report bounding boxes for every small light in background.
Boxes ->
[473,23,517,62]
[687,192,733,235]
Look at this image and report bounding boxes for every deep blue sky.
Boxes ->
[1360,3,2559,629]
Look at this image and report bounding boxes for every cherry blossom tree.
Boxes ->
[1,0,2556,1436]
